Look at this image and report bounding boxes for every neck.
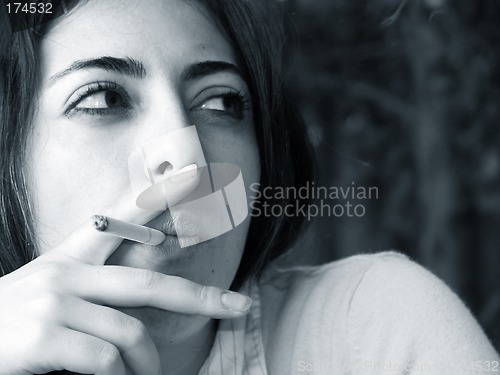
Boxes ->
[157,318,217,375]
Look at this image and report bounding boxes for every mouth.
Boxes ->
[146,211,200,249]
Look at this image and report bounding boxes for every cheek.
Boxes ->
[194,135,257,288]
[28,119,131,250]
[188,126,259,284]
[199,124,260,184]
[190,221,249,287]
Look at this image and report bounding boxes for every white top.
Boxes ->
[198,251,499,374]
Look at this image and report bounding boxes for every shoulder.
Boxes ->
[259,250,473,329]
[258,251,411,372]
[342,252,499,370]
[259,250,415,316]
[259,251,499,374]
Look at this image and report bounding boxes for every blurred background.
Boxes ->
[277,0,500,352]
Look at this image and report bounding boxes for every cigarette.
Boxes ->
[91,215,167,245]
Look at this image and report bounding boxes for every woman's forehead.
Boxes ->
[40,0,236,81]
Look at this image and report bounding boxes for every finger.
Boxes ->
[39,328,126,375]
[74,266,253,319]
[52,191,164,265]
[58,296,161,375]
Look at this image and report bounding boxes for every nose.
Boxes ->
[143,125,206,180]
[128,125,208,210]
[132,80,192,146]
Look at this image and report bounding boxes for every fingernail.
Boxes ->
[221,291,252,312]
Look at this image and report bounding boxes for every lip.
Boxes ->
[105,214,199,266]
[146,211,200,248]
[155,214,177,236]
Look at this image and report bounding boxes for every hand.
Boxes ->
[0,195,252,375]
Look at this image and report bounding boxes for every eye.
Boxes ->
[196,91,251,120]
[76,90,126,109]
[65,81,131,117]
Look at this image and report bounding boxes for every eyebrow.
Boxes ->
[48,56,146,86]
[181,61,244,81]
[48,57,244,86]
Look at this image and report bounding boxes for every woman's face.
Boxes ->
[28,0,259,346]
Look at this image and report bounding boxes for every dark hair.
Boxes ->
[0,0,315,287]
